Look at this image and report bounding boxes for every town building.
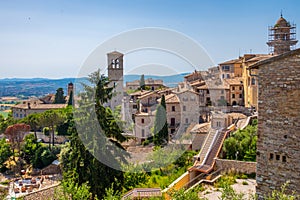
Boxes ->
[126,78,164,91]
[11,100,66,119]
[250,48,300,198]
[219,58,243,79]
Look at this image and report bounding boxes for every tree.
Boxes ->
[61,69,127,199]
[39,110,65,149]
[153,95,168,146]
[140,74,145,90]
[0,138,12,171]
[222,122,257,161]
[21,134,41,164]
[4,123,31,158]
[22,113,40,140]
[33,146,56,168]
[67,90,74,106]
[54,88,66,104]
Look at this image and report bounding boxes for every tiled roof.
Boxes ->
[219,58,242,65]
[190,123,210,133]
[159,93,180,104]
[224,77,243,86]
[129,90,152,96]
[12,103,67,110]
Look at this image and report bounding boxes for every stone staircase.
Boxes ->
[194,129,217,165]
[193,129,228,173]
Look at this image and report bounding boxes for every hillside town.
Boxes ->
[0,14,299,200]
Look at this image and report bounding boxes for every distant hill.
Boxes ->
[0,73,188,98]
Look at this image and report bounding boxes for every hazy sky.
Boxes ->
[0,0,299,78]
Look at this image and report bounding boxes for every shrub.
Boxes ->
[43,127,50,136]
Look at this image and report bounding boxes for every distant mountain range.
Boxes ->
[0,73,189,98]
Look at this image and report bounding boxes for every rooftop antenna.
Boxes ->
[280,9,283,17]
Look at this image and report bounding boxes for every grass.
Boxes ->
[242,181,249,185]
[0,111,9,118]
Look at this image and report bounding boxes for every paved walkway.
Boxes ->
[201,179,256,200]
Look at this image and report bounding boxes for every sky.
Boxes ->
[0,0,299,78]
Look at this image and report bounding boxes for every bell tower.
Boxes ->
[267,14,298,55]
[107,51,124,110]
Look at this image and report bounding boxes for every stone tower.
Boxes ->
[267,14,298,55]
[107,51,124,110]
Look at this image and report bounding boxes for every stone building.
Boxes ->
[219,58,243,79]
[224,77,244,106]
[125,78,164,91]
[249,48,300,198]
[11,100,66,119]
[134,112,155,144]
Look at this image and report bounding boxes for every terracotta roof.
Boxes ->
[249,48,300,69]
[138,91,157,99]
[175,89,199,95]
[190,123,210,133]
[224,77,243,86]
[197,79,229,90]
[129,90,152,96]
[219,58,242,65]
[12,103,67,110]
[245,55,273,63]
[160,94,180,104]
[227,112,247,119]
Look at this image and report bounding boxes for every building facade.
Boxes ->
[250,48,300,198]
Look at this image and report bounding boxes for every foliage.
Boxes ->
[140,74,146,90]
[54,179,93,200]
[219,184,247,200]
[21,113,41,139]
[222,122,257,161]
[103,184,122,200]
[0,112,16,134]
[67,90,74,106]
[39,109,65,148]
[61,69,127,199]
[214,174,237,188]
[265,181,300,200]
[153,95,168,146]
[21,133,41,164]
[32,146,56,168]
[43,127,50,135]
[54,87,66,104]
[0,138,12,171]
[168,185,205,200]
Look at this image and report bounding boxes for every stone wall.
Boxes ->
[215,158,256,174]
[23,184,60,200]
[255,49,300,198]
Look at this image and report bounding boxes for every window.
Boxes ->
[207,90,210,94]
[269,153,274,160]
[141,119,144,124]
[251,77,256,85]
[183,106,186,111]
[239,86,242,90]
[183,97,188,101]
[220,96,225,100]
[222,74,225,79]
[185,118,188,124]
[221,90,224,94]
[142,129,145,137]
[133,105,137,109]
[172,106,175,112]
[226,74,230,79]
[239,94,243,98]
[216,121,221,127]
[222,65,230,71]
[232,86,235,90]
[282,156,287,162]
[232,94,235,98]
[276,154,280,161]
[190,96,195,101]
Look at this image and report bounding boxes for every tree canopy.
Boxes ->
[153,95,168,146]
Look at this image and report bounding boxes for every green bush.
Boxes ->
[43,127,50,136]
